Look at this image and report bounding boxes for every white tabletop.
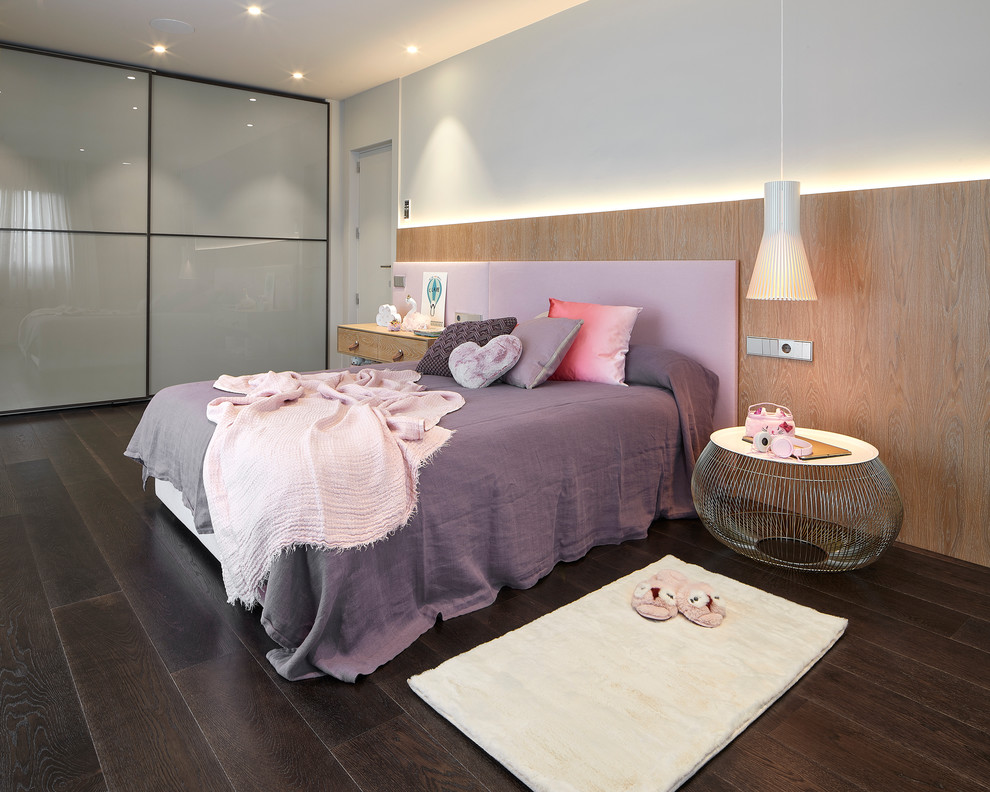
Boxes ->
[710,426,879,466]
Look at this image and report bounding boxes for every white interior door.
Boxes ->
[355,146,393,324]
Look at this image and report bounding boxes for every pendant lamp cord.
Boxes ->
[779,0,785,181]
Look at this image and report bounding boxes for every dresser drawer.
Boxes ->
[377,334,430,363]
[337,327,380,360]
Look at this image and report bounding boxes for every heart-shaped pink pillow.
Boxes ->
[448,335,523,389]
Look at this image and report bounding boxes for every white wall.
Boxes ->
[338,0,989,228]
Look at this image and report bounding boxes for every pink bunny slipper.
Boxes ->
[675,579,726,628]
[631,569,688,620]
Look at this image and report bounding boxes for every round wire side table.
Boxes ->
[692,428,903,572]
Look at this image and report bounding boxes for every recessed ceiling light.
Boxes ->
[406,45,419,54]
[126,75,136,80]
[132,106,138,110]
[122,162,132,166]
[248,6,262,16]
[249,97,257,102]
[153,45,167,54]
[246,123,254,128]
[150,18,194,35]
[79,148,85,152]
[292,72,303,80]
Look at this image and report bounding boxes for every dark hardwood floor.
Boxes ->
[2,403,989,792]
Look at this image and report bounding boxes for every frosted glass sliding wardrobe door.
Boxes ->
[149,76,328,392]
[0,48,148,412]
[0,46,328,412]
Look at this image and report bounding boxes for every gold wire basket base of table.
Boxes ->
[706,511,889,572]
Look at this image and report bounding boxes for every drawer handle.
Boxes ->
[392,349,404,362]
[348,341,359,352]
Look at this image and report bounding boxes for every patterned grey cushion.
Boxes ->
[416,317,518,378]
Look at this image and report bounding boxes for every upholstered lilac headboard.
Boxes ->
[392,260,738,428]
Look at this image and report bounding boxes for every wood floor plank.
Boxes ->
[832,558,990,622]
[130,502,288,665]
[549,548,637,594]
[52,592,235,792]
[0,465,17,518]
[952,616,990,652]
[0,416,44,465]
[65,476,243,673]
[0,516,106,792]
[126,496,406,748]
[91,404,145,439]
[4,458,56,493]
[11,460,119,609]
[504,562,588,612]
[261,672,405,750]
[134,501,232,609]
[883,543,990,596]
[372,633,447,684]
[379,674,530,792]
[172,649,360,792]
[769,698,989,792]
[59,410,145,500]
[120,402,151,426]
[678,774,745,792]
[706,732,865,792]
[334,714,487,792]
[822,636,990,733]
[418,609,502,661]
[29,413,108,490]
[756,575,990,690]
[788,570,971,638]
[796,658,990,788]
[466,583,549,638]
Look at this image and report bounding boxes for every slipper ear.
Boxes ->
[676,580,726,628]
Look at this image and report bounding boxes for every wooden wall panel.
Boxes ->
[397,180,990,567]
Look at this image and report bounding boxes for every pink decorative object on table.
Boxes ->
[744,402,796,438]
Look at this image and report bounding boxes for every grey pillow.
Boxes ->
[503,317,584,389]
[416,316,518,378]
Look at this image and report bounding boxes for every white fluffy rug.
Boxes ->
[409,555,846,792]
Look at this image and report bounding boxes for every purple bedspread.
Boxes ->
[125,347,717,681]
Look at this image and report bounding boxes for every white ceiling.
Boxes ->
[0,0,590,101]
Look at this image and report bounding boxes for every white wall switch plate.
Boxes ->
[746,336,813,361]
[454,311,483,322]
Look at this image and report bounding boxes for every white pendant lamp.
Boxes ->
[747,180,817,300]
[747,0,817,301]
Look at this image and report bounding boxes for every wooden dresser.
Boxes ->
[336,323,437,364]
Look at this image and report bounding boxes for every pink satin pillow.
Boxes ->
[548,298,643,385]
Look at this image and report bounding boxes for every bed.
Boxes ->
[125,260,738,682]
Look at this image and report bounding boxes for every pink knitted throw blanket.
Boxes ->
[203,369,465,606]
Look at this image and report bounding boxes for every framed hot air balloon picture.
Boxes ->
[422,271,448,330]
